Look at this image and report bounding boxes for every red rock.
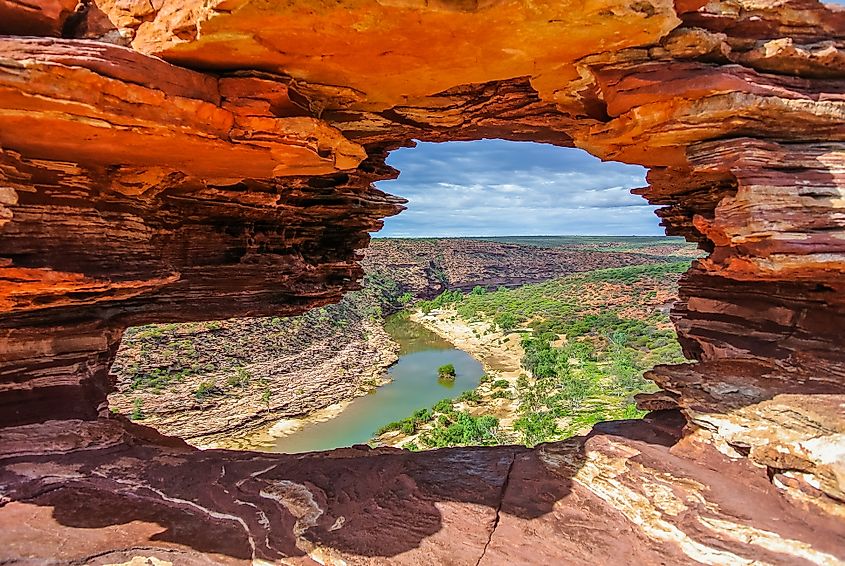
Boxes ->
[0,0,79,36]
[0,0,844,562]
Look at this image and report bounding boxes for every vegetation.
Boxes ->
[419,412,499,448]
[437,363,456,380]
[114,238,694,451]
[130,398,144,420]
[375,407,433,436]
[418,289,463,314]
[376,259,690,449]
[226,367,250,388]
[195,381,220,400]
[457,389,480,403]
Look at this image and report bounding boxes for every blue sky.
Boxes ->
[376,140,659,237]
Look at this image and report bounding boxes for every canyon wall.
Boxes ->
[1,0,844,563]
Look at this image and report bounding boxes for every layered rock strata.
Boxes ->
[362,238,693,298]
[1,0,844,563]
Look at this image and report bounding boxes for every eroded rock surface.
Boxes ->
[362,238,694,298]
[1,0,844,563]
[2,412,842,565]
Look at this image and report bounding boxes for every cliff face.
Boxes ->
[1,0,844,564]
[362,238,696,298]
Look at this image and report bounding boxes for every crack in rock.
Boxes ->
[476,451,516,566]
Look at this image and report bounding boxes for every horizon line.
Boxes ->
[371,234,677,239]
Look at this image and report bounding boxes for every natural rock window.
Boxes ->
[107,141,701,454]
[1,0,843,563]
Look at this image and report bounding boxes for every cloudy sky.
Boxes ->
[376,140,658,237]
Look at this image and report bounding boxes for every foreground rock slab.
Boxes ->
[1,0,844,562]
[2,412,841,565]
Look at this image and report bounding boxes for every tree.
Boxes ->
[494,312,518,331]
[437,364,456,380]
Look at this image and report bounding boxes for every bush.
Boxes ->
[494,312,518,331]
[375,408,432,436]
[418,289,464,314]
[130,398,144,420]
[514,412,558,447]
[492,379,510,389]
[399,292,414,305]
[376,420,402,435]
[438,364,456,380]
[419,412,499,448]
[226,367,250,388]
[432,398,454,414]
[458,389,480,403]
[195,381,220,400]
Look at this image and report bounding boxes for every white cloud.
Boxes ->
[375,140,661,237]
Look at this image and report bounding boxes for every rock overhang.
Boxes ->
[0,0,844,563]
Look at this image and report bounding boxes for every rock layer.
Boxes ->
[1,0,844,563]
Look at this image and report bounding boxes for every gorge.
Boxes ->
[106,236,692,451]
[1,0,844,564]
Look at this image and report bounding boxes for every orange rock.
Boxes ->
[0,0,844,562]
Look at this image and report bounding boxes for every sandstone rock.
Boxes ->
[1,0,844,562]
[1,412,842,564]
[362,238,688,298]
[0,0,79,36]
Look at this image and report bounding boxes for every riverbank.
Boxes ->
[225,313,483,453]
[200,398,364,451]
[109,294,401,447]
[373,309,528,448]
[374,263,689,449]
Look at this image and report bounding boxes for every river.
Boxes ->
[264,312,484,453]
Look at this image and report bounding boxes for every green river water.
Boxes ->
[268,313,483,453]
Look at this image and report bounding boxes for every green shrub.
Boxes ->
[226,367,250,388]
[437,363,456,380]
[514,412,558,447]
[491,379,509,389]
[493,312,518,331]
[130,398,144,420]
[418,289,464,314]
[419,412,499,448]
[399,292,414,305]
[375,408,432,436]
[432,398,453,414]
[194,381,220,400]
[413,408,432,422]
[376,421,403,435]
[458,389,480,403]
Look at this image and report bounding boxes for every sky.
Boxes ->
[375,140,659,237]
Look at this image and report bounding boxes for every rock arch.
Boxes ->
[0,0,843,563]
